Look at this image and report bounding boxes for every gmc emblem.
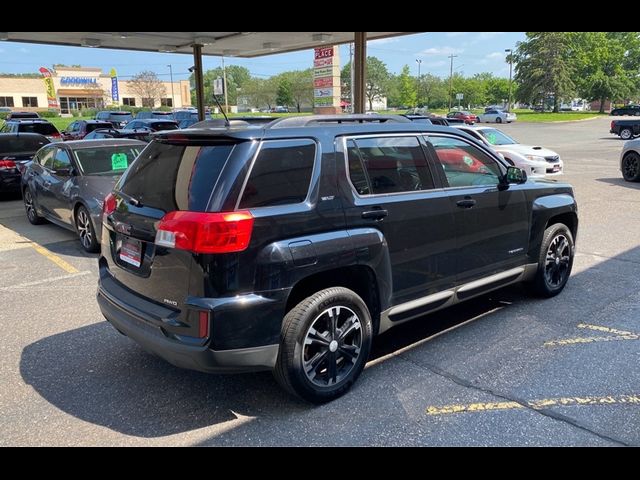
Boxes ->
[114,222,132,235]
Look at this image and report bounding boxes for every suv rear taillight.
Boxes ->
[155,211,254,254]
[611,121,615,130]
[103,193,117,216]
[0,159,17,170]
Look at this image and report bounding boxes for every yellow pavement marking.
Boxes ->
[28,242,79,274]
[426,394,640,416]
[544,323,638,347]
[577,323,635,336]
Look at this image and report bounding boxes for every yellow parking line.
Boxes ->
[426,394,640,416]
[578,323,636,336]
[29,242,79,274]
[544,335,638,347]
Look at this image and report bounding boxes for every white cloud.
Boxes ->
[446,32,468,37]
[486,51,504,59]
[369,37,401,45]
[420,46,463,56]
[425,60,447,68]
[478,32,505,40]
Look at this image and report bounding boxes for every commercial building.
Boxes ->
[0,66,191,115]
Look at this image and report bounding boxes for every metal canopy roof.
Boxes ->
[1,32,412,57]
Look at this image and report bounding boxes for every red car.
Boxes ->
[446,111,479,125]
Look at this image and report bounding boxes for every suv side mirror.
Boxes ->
[504,166,527,185]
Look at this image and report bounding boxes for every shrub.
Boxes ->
[38,110,60,118]
[71,109,81,117]
[0,112,9,120]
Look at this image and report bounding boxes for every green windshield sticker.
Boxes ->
[486,133,498,145]
[463,156,474,166]
[111,153,128,170]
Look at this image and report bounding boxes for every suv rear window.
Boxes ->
[87,122,114,133]
[18,123,58,135]
[118,142,235,212]
[0,135,49,153]
[238,139,315,208]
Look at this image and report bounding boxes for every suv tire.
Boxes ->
[274,287,373,403]
[531,223,574,297]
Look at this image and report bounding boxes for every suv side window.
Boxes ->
[238,139,316,209]
[347,136,434,195]
[426,136,502,188]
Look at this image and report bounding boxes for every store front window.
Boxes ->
[60,97,104,114]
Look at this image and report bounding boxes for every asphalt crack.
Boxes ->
[397,354,630,446]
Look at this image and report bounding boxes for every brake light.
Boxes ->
[155,210,254,254]
[611,121,615,130]
[0,159,17,170]
[198,311,210,338]
[103,193,117,216]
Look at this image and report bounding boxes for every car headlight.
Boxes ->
[524,155,546,163]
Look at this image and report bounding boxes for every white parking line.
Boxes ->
[0,271,91,291]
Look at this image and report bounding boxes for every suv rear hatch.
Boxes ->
[102,138,251,317]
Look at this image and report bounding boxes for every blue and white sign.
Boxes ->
[110,68,119,104]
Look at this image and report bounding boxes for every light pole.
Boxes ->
[505,49,513,112]
[448,54,458,110]
[167,64,175,109]
[415,59,422,107]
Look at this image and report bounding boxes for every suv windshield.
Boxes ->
[477,128,517,146]
[73,145,142,176]
[118,142,236,212]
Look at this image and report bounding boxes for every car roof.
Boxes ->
[83,120,114,124]
[0,132,50,139]
[130,118,177,123]
[6,119,52,124]
[97,111,131,115]
[58,138,147,149]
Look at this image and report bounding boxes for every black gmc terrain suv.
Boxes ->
[97,115,578,403]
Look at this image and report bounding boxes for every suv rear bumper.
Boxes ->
[97,277,280,374]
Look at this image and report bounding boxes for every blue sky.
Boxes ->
[0,32,526,80]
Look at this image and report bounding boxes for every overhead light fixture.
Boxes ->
[312,33,333,43]
[193,36,216,46]
[262,42,280,50]
[159,45,177,53]
[81,38,101,48]
[0,32,8,41]
[114,32,130,39]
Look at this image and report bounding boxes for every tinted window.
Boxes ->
[86,123,112,133]
[238,139,315,208]
[427,136,502,188]
[19,123,58,135]
[39,148,55,169]
[52,148,71,170]
[73,146,141,176]
[348,136,434,194]
[347,140,370,195]
[0,135,50,154]
[119,142,235,212]
[475,128,517,146]
[150,122,178,131]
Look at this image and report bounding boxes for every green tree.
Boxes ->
[397,65,417,108]
[242,77,278,110]
[192,65,251,107]
[281,69,313,112]
[276,76,293,107]
[514,32,576,112]
[416,74,448,109]
[341,57,390,110]
[572,32,640,112]
[485,76,511,106]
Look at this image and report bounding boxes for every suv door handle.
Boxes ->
[361,208,388,220]
[456,198,476,209]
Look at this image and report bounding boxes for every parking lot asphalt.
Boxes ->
[1,116,639,446]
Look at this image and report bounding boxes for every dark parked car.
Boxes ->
[95,111,134,128]
[84,128,152,142]
[6,111,40,120]
[97,114,578,403]
[0,133,50,193]
[610,105,640,116]
[136,111,175,120]
[121,119,179,133]
[61,120,114,141]
[22,139,145,252]
[1,119,62,142]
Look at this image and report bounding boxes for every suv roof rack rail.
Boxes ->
[265,114,412,129]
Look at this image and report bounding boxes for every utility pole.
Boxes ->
[167,64,175,109]
[350,43,354,113]
[415,59,422,107]
[222,55,229,114]
[505,49,513,112]
[448,54,457,110]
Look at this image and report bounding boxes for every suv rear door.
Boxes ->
[339,134,457,306]
[424,134,530,285]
